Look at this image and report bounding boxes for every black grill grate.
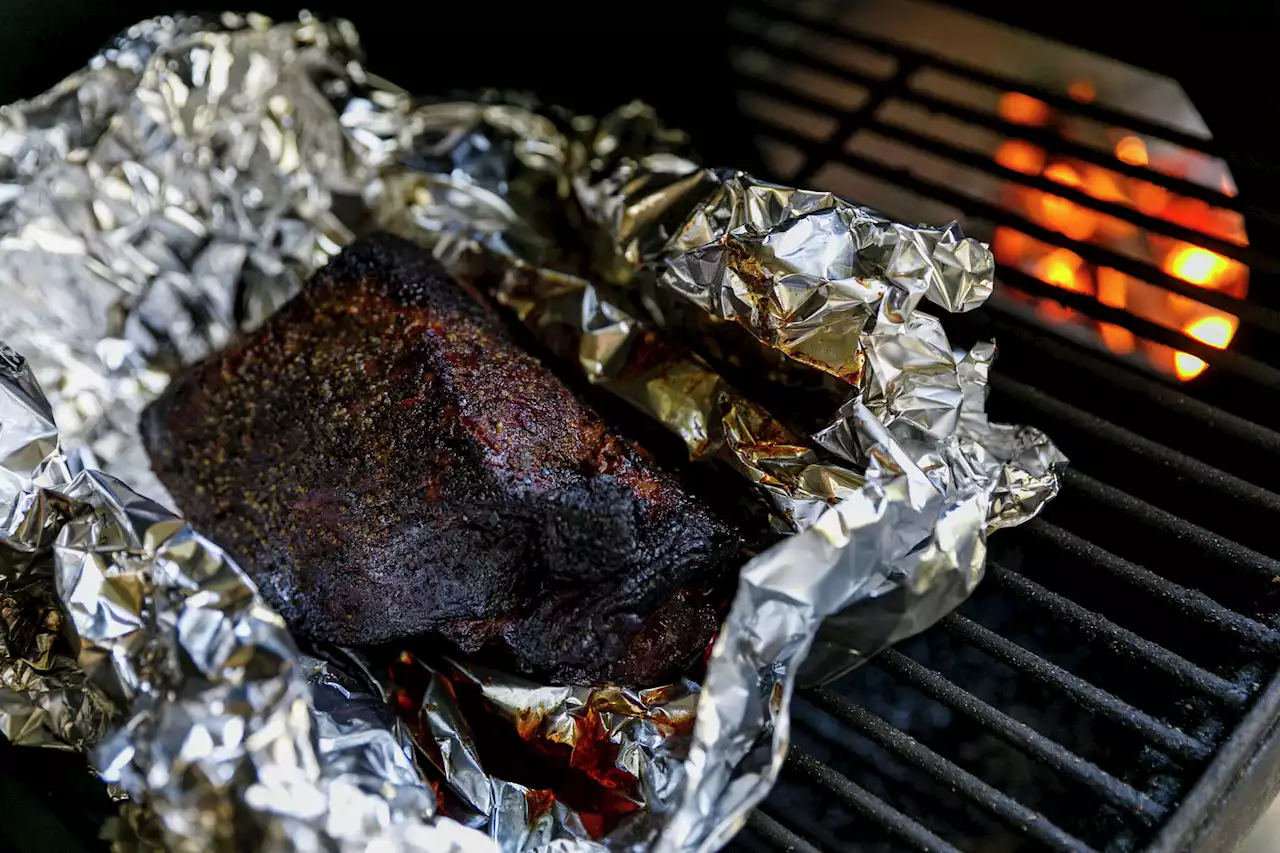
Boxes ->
[723,1,1280,851]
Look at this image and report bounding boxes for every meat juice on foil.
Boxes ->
[0,13,1066,853]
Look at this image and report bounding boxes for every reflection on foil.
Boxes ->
[0,12,1065,853]
[0,12,402,504]
[385,653,698,851]
[0,347,493,852]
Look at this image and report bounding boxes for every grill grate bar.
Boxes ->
[746,811,826,853]
[801,686,1100,853]
[844,143,1275,336]
[1023,520,1280,653]
[990,373,1280,512]
[990,265,1280,386]
[868,92,1279,226]
[874,649,1166,822]
[790,58,920,186]
[863,118,1276,271]
[727,19,1280,226]
[1063,470,1280,582]
[786,747,963,853]
[724,6,1280,849]
[741,115,1280,336]
[987,563,1251,706]
[948,307,1280,456]
[742,0,1275,183]
[735,73,1275,271]
[941,614,1213,763]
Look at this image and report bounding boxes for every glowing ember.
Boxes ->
[1165,245,1236,287]
[999,92,1051,126]
[1096,268,1126,307]
[1042,163,1083,188]
[1099,322,1138,355]
[987,83,1248,382]
[1038,163,1097,241]
[1082,165,1128,206]
[1131,180,1170,216]
[1034,247,1090,324]
[992,226,1033,260]
[1174,313,1234,380]
[1068,80,1097,103]
[1174,352,1208,380]
[1185,315,1236,349]
[1037,248,1090,292]
[1115,136,1149,166]
[995,139,1045,175]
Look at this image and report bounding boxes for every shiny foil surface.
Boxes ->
[0,14,1066,853]
[0,346,493,853]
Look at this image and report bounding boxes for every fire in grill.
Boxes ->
[723,1,1280,851]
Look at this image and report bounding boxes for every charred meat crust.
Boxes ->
[141,232,739,685]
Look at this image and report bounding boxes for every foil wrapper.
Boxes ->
[0,11,399,504]
[0,346,494,852]
[0,14,1066,853]
[385,655,698,852]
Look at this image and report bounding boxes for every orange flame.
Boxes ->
[1037,248,1091,293]
[987,88,1247,383]
[1068,80,1096,103]
[994,139,1045,175]
[1034,248,1091,323]
[1100,323,1138,354]
[1165,245,1238,287]
[999,92,1051,126]
[1115,136,1149,166]
[1173,314,1236,380]
[1037,163,1098,241]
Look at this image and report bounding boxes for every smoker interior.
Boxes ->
[718,3,1280,852]
[1,2,1279,852]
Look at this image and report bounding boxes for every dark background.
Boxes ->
[0,1,1275,195]
[1,1,1276,278]
[0,2,1276,851]
[0,1,1274,170]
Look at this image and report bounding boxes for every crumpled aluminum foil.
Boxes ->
[385,654,698,852]
[0,11,398,505]
[0,13,1066,853]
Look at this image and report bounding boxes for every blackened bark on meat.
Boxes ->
[141,233,740,685]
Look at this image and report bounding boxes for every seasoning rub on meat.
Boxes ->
[142,233,739,685]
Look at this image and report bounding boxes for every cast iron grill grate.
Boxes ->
[722,2,1280,852]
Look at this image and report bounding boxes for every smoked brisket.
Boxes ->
[142,233,738,684]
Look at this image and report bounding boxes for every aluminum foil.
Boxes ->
[0,11,402,504]
[385,654,698,852]
[0,13,1066,853]
[0,345,496,852]
[473,262,866,531]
